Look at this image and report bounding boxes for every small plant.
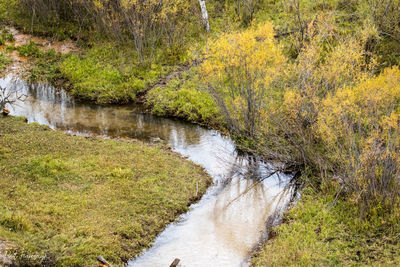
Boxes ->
[0,52,11,71]
[0,28,15,42]
[17,41,41,58]
[5,44,15,52]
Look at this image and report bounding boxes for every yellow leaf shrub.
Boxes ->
[201,22,285,136]
[319,67,400,149]
[318,67,400,212]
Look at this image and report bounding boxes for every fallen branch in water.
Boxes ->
[170,258,180,267]
[97,255,112,267]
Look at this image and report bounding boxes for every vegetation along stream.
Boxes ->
[1,74,297,266]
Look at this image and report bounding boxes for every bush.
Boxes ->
[17,41,42,57]
[201,21,284,136]
[250,16,376,167]
[318,67,400,215]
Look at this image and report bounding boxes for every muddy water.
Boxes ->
[1,75,295,267]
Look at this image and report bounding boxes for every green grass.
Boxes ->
[16,42,178,104]
[58,45,175,104]
[147,67,223,127]
[0,26,14,45]
[28,48,63,82]
[0,116,211,266]
[0,52,11,72]
[17,41,42,57]
[251,187,400,266]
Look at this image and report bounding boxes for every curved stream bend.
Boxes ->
[1,75,296,267]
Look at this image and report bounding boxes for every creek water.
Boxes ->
[1,74,296,267]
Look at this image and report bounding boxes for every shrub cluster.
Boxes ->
[201,14,399,216]
[18,0,203,61]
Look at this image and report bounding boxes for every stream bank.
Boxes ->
[0,115,212,266]
[1,74,296,266]
[0,26,301,267]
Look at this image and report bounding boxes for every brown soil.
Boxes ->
[1,26,79,76]
[8,27,78,54]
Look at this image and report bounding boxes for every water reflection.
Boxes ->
[0,74,294,267]
[1,75,205,144]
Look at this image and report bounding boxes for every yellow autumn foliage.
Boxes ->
[201,22,285,135]
[279,15,378,145]
[202,22,284,84]
[319,67,400,150]
[318,67,400,210]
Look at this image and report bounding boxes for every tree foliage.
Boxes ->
[201,22,284,137]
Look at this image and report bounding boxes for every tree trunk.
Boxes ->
[198,0,210,32]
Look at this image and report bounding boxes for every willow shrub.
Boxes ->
[256,15,378,167]
[200,22,285,137]
[318,67,400,216]
[269,18,400,215]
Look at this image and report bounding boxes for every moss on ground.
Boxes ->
[147,67,223,127]
[58,45,175,104]
[0,116,211,266]
[251,188,400,267]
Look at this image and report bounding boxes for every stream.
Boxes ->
[1,74,296,267]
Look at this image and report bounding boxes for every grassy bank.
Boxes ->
[58,45,177,104]
[147,66,223,127]
[251,188,400,266]
[0,34,179,104]
[0,0,208,104]
[0,116,211,266]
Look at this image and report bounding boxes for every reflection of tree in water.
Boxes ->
[168,125,203,148]
[211,154,294,255]
[0,77,27,112]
